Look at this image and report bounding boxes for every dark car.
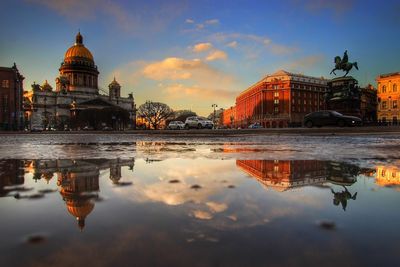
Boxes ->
[304,110,362,128]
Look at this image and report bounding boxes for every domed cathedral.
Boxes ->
[24,32,136,130]
[57,32,99,94]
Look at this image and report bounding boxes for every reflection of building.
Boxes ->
[236,160,361,191]
[0,64,24,130]
[24,158,135,230]
[226,70,328,128]
[23,32,136,130]
[376,72,400,125]
[375,165,400,187]
[236,160,328,191]
[0,160,24,197]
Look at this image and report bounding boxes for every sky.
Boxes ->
[1,0,399,115]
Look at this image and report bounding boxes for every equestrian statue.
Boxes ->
[330,50,358,77]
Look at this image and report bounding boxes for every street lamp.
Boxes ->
[212,104,218,128]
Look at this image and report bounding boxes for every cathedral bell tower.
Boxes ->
[108,77,121,99]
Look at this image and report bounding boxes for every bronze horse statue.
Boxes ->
[330,50,358,77]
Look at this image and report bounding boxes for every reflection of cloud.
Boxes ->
[192,210,213,220]
[206,201,227,213]
[116,159,238,207]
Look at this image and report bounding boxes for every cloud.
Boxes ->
[205,19,219,25]
[227,41,238,48]
[162,84,237,100]
[27,0,185,34]
[302,0,355,15]
[113,55,240,114]
[205,49,228,61]
[210,32,297,56]
[193,42,213,53]
[141,57,231,81]
[282,55,324,71]
[183,18,220,32]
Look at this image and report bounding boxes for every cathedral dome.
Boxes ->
[64,32,94,62]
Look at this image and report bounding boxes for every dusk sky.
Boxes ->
[1,0,399,115]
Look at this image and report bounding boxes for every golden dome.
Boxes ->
[64,32,94,61]
[66,200,94,219]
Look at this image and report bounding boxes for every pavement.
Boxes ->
[2,126,400,136]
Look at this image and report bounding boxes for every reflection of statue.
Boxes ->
[330,50,359,77]
[331,186,357,211]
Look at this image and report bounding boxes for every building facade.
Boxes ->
[376,72,400,125]
[0,64,24,130]
[233,70,328,128]
[24,32,136,130]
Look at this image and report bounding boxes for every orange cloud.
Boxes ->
[163,84,238,100]
[193,42,213,53]
[205,50,228,61]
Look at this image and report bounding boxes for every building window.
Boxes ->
[382,101,387,109]
[274,99,279,104]
[394,84,398,93]
[274,92,279,97]
[274,107,279,113]
[3,95,8,113]
[382,85,387,93]
[2,80,9,88]
[393,100,398,109]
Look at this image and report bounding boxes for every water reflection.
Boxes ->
[0,160,25,197]
[375,165,400,188]
[236,160,365,210]
[5,159,135,229]
[1,157,400,266]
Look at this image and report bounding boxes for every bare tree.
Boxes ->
[138,101,173,129]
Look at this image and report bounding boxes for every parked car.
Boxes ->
[304,110,362,128]
[83,126,94,131]
[167,121,185,130]
[31,125,44,132]
[102,126,113,131]
[248,122,263,129]
[184,116,214,129]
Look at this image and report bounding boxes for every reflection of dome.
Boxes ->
[66,199,94,230]
[64,32,94,62]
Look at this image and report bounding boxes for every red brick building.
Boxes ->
[220,106,236,128]
[0,64,24,130]
[224,70,328,128]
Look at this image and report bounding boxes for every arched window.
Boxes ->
[393,84,397,93]
[382,85,387,93]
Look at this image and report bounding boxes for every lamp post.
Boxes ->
[212,104,218,129]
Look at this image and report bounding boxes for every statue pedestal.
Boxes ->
[326,76,361,117]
